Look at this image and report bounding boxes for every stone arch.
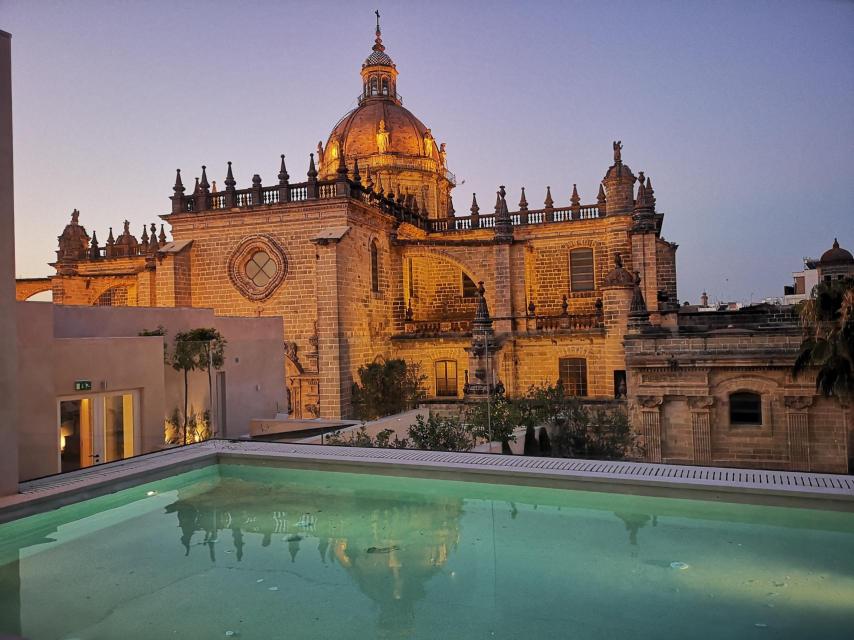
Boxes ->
[15,277,53,301]
[88,277,137,306]
[400,246,489,291]
[712,373,781,431]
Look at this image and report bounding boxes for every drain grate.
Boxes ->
[15,439,854,501]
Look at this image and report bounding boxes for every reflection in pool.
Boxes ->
[1,463,853,639]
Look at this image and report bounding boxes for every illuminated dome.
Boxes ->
[318,16,454,219]
[326,101,438,162]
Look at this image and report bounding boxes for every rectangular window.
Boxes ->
[559,358,588,397]
[435,360,458,397]
[730,392,762,425]
[570,248,595,292]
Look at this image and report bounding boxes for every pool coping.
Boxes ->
[2,440,853,522]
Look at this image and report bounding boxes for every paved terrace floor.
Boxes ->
[2,440,852,522]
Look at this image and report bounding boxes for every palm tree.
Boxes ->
[793,277,854,399]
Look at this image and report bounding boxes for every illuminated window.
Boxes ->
[371,241,380,292]
[370,77,378,96]
[570,248,595,292]
[245,250,276,288]
[729,392,762,425]
[462,273,478,298]
[559,358,588,397]
[381,77,389,95]
[435,360,458,397]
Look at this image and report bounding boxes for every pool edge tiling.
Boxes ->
[2,440,853,523]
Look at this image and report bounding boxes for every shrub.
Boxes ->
[464,394,518,452]
[351,359,426,421]
[407,413,474,452]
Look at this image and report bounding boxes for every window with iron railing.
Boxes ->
[559,357,588,397]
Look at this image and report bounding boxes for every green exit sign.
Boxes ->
[74,380,92,391]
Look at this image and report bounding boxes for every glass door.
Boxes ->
[58,391,138,472]
[59,398,94,472]
[103,393,135,463]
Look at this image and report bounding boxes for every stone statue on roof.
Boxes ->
[376,119,390,154]
[613,140,622,164]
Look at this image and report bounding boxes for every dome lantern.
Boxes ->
[360,10,400,105]
[319,12,455,220]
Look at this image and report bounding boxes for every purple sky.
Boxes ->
[4,0,853,303]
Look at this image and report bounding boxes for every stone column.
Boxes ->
[602,281,633,396]
[637,395,663,463]
[688,396,714,465]
[784,395,814,471]
[311,230,349,419]
[0,30,18,495]
[630,231,659,314]
[136,270,157,307]
[492,243,512,335]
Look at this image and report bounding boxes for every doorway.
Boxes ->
[58,391,138,472]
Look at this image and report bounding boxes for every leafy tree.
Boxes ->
[513,384,639,460]
[465,394,518,453]
[170,328,226,444]
[351,359,426,421]
[407,413,474,452]
[793,277,854,399]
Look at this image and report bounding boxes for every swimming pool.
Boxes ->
[1,462,853,639]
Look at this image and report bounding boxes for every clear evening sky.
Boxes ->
[3,0,853,303]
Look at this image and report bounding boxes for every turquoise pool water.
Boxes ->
[1,463,853,639]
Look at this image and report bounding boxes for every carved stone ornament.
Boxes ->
[688,396,715,410]
[227,234,288,301]
[784,395,815,411]
[637,395,663,409]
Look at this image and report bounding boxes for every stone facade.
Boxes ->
[17,20,848,473]
[24,26,675,424]
[625,306,850,473]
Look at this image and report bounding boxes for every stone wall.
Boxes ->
[625,323,850,473]
[41,188,677,421]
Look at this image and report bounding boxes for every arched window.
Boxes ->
[370,240,380,292]
[570,248,595,292]
[370,77,378,96]
[435,360,458,397]
[381,77,389,95]
[729,392,762,425]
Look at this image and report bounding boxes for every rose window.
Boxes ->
[228,235,287,301]
[245,250,276,287]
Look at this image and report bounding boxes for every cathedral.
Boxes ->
[20,20,679,421]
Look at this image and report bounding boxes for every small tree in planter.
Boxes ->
[170,328,226,444]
